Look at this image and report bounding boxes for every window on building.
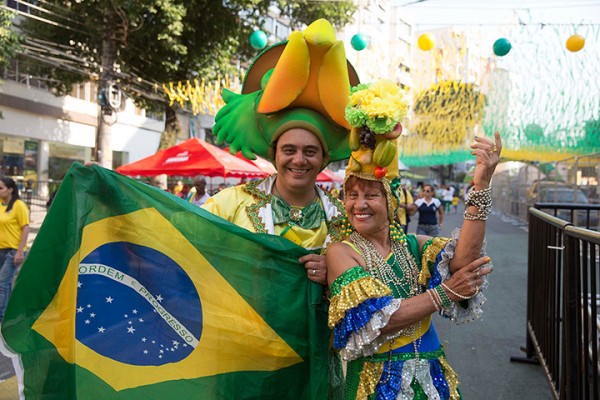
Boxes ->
[145,109,165,121]
[6,0,30,12]
[112,150,128,170]
[396,38,411,57]
[0,136,26,177]
[48,142,87,181]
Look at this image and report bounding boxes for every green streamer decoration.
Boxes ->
[399,23,600,167]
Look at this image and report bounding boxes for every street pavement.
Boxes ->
[0,207,553,399]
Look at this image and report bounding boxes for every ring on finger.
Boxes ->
[492,144,498,152]
[311,269,317,276]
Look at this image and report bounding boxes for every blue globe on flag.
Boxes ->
[76,242,202,366]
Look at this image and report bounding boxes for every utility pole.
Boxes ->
[96,5,118,169]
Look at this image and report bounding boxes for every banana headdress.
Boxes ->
[344,80,409,222]
[213,19,359,169]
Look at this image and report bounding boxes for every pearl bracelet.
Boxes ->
[441,282,473,300]
[426,289,440,312]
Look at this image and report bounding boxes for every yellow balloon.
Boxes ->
[566,34,585,52]
[418,34,435,51]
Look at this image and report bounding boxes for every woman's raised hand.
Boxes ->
[470,131,502,189]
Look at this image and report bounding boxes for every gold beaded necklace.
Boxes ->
[350,230,423,362]
[350,231,421,299]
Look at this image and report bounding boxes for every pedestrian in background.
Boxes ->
[415,183,444,236]
[0,177,30,321]
[396,183,416,233]
[442,184,454,213]
[188,176,211,206]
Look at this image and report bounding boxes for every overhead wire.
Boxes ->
[4,2,170,101]
[12,0,92,29]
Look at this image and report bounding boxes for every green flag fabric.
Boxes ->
[1,163,332,399]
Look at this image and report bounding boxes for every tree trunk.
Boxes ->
[158,105,182,151]
[96,6,118,168]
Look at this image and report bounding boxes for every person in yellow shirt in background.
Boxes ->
[452,192,461,214]
[172,179,184,195]
[330,184,340,199]
[0,177,30,321]
[396,183,416,233]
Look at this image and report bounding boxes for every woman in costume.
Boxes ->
[327,80,501,399]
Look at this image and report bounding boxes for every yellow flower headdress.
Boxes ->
[344,80,409,222]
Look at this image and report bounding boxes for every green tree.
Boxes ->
[0,8,21,119]
[0,8,20,66]
[10,0,357,167]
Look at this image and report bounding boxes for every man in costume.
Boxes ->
[326,80,502,399]
[202,18,359,285]
[202,19,360,398]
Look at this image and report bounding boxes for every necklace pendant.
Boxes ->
[289,208,303,222]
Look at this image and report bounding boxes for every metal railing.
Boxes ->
[534,203,600,231]
[15,180,61,213]
[512,207,600,399]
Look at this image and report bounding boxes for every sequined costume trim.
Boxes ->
[419,237,450,286]
[354,356,461,400]
[243,174,345,249]
[433,228,491,324]
[439,357,461,399]
[338,299,401,361]
[243,177,271,234]
[328,267,392,328]
[321,189,348,248]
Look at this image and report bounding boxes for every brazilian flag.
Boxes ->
[1,164,332,399]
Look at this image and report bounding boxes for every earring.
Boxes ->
[341,216,354,237]
[389,220,406,243]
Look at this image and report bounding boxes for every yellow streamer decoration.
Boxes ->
[409,80,486,147]
[162,74,242,115]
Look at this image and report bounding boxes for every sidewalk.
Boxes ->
[0,207,552,399]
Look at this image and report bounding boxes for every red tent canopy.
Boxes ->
[115,138,267,178]
[317,168,343,183]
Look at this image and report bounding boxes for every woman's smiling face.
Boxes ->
[344,177,388,237]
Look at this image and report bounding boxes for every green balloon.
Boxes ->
[493,38,512,57]
[351,33,368,51]
[249,30,268,50]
